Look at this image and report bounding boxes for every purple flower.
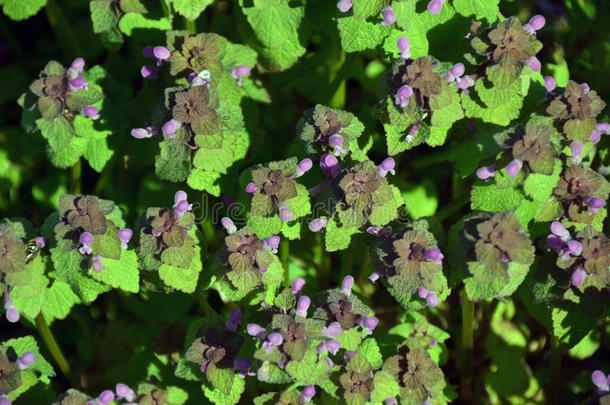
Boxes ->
[321,322,342,337]
[397,36,411,59]
[337,0,352,13]
[264,332,283,352]
[456,75,476,93]
[360,317,379,332]
[118,228,133,249]
[245,182,259,194]
[79,232,93,255]
[524,56,541,72]
[131,125,157,139]
[278,203,294,222]
[81,106,100,120]
[142,46,155,58]
[301,385,316,403]
[0,395,11,405]
[162,119,181,138]
[476,165,496,181]
[368,272,381,283]
[173,190,193,218]
[385,398,398,405]
[221,217,237,234]
[585,197,606,215]
[329,134,346,155]
[97,390,115,405]
[341,275,354,296]
[230,65,251,86]
[377,157,396,177]
[506,159,523,178]
[544,76,557,92]
[247,323,265,338]
[566,240,582,257]
[67,57,85,80]
[320,153,340,177]
[309,216,328,232]
[590,129,601,144]
[291,278,305,295]
[426,291,439,307]
[317,340,341,355]
[592,370,610,392]
[446,62,465,83]
[225,308,242,332]
[92,255,105,273]
[3,293,20,323]
[582,83,590,94]
[296,295,311,318]
[295,158,313,177]
[424,248,444,264]
[263,235,280,253]
[141,65,158,80]
[153,46,171,64]
[69,77,88,92]
[418,286,429,299]
[17,351,35,369]
[571,268,586,287]
[189,70,211,88]
[524,15,545,34]
[427,0,445,15]
[550,221,570,241]
[381,6,396,26]
[596,122,610,134]
[395,85,413,108]
[570,141,584,163]
[34,236,46,248]
[115,383,135,402]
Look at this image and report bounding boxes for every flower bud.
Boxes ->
[585,197,606,215]
[427,0,444,15]
[590,129,601,144]
[550,221,569,240]
[426,292,439,307]
[0,395,11,405]
[544,76,556,92]
[308,216,328,232]
[476,165,496,181]
[295,158,313,177]
[263,236,280,253]
[596,122,610,134]
[173,200,191,219]
[70,57,85,74]
[97,390,115,405]
[361,317,379,330]
[321,322,342,337]
[230,65,251,86]
[225,308,242,332]
[381,6,396,26]
[418,286,428,299]
[162,119,181,138]
[131,127,154,139]
[317,340,341,355]
[221,217,237,234]
[81,106,100,120]
[337,0,352,13]
[341,275,354,295]
[395,85,413,108]
[571,268,586,287]
[17,351,35,369]
[449,63,465,79]
[524,56,541,72]
[592,370,610,392]
[116,383,135,402]
[80,232,93,245]
[528,15,546,31]
[377,157,396,177]
[506,159,523,178]
[153,46,171,62]
[397,36,411,59]
[247,323,264,337]
[69,77,88,92]
[570,141,583,162]
[296,296,311,318]
[141,65,158,79]
[301,385,316,403]
[368,272,381,283]
[246,182,259,194]
[291,278,306,295]
[118,228,133,249]
[6,307,20,323]
[268,332,283,346]
[320,153,340,177]
[278,203,294,222]
[424,248,444,264]
[566,240,582,256]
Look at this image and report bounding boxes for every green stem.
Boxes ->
[70,160,82,194]
[35,314,72,380]
[45,0,82,59]
[201,217,218,252]
[461,296,475,402]
[548,336,562,404]
[436,192,469,222]
[324,53,356,106]
[185,17,196,32]
[280,239,290,280]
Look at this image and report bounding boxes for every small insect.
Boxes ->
[25,239,41,264]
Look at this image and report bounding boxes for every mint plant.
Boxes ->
[1,1,609,404]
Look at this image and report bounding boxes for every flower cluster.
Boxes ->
[546,80,606,141]
[0,347,35,400]
[372,222,445,307]
[548,224,610,290]
[249,163,300,221]
[137,191,196,271]
[391,56,443,111]
[26,59,102,121]
[469,16,543,88]
[298,105,359,158]
[553,165,609,224]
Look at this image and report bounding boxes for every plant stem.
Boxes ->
[325,53,356,107]
[70,159,82,194]
[185,17,196,32]
[548,336,562,404]
[35,314,72,380]
[280,239,290,280]
[45,0,82,59]
[461,295,475,402]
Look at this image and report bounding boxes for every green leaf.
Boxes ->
[337,16,389,53]
[464,261,530,301]
[74,115,113,172]
[248,214,283,239]
[40,280,80,324]
[1,336,55,377]
[89,250,140,293]
[285,347,330,385]
[371,371,400,403]
[202,373,245,405]
[187,170,222,196]
[522,159,562,202]
[90,0,119,33]
[357,338,383,369]
[10,256,48,320]
[453,0,499,23]
[1,0,46,20]
[471,183,524,212]
[401,180,438,219]
[171,0,213,20]
[461,76,526,126]
[325,217,359,252]
[352,0,387,19]
[159,246,203,293]
[118,13,172,35]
